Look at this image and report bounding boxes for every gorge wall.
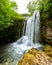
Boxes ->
[41,19,52,44]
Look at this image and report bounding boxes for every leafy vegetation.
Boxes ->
[27,0,52,20]
[0,0,18,30]
[0,0,25,43]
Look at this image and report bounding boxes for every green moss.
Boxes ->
[43,44,52,57]
[44,45,52,52]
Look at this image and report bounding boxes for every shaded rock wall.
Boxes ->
[41,19,52,44]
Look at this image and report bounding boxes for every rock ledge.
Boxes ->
[18,48,52,65]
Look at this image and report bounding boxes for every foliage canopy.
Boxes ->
[27,0,52,20]
[0,0,18,30]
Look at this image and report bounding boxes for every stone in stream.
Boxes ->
[18,48,52,65]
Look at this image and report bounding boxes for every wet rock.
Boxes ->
[18,48,52,65]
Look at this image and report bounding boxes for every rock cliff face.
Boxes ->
[41,20,52,44]
[18,48,52,65]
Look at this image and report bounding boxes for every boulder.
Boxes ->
[18,48,52,65]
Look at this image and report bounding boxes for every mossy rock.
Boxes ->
[18,48,52,65]
[44,45,52,52]
[43,45,52,57]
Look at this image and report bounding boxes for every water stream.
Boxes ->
[0,10,43,65]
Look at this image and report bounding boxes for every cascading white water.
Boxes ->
[25,16,34,42]
[0,10,43,65]
[14,10,42,54]
[35,11,40,43]
[25,11,37,42]
[25,10,40,43]
[23,10,42,49]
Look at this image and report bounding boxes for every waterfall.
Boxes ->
[34,10,40,43]
[22,20,26,36]
[25,16,34,42]
[25,10,40,43]
[14,10,42,53]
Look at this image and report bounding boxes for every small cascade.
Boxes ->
[22,20,26,36]
[25,16,34,42]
